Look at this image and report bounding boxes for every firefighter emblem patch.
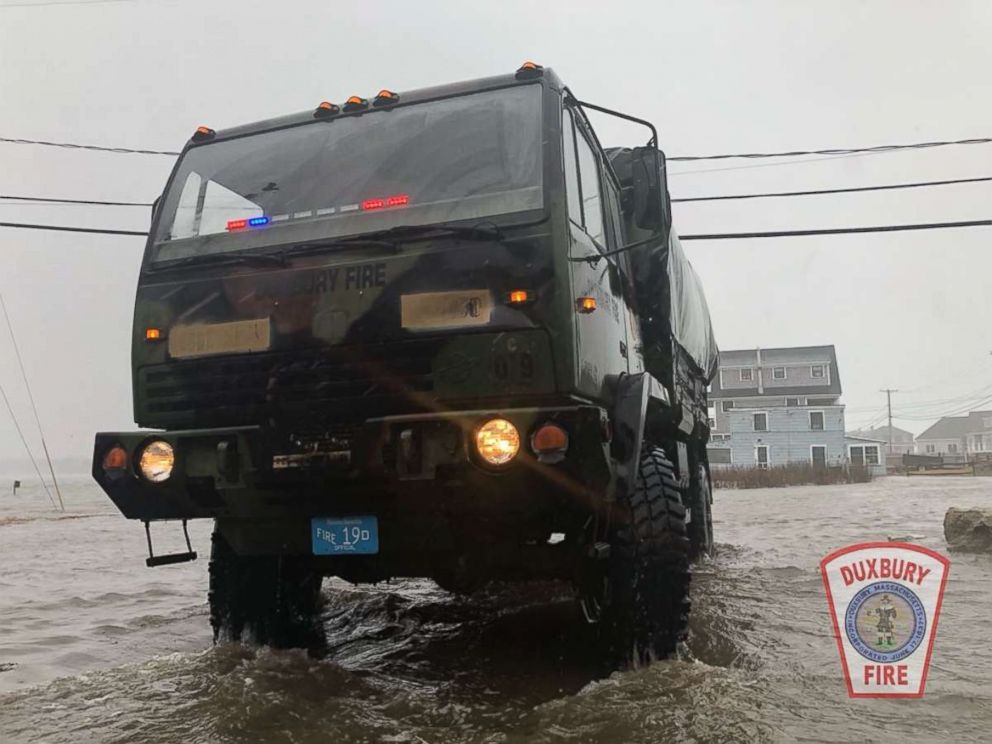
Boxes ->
[821,542,949,698]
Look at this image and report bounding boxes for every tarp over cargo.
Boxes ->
[629,228,719,382]
[606,147,719,382]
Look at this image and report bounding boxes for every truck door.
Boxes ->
[562,105,631,398]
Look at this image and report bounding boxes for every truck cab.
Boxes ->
[93,63,718,665]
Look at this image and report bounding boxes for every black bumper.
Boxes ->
[92,406,613,524]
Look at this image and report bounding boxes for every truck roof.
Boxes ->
[192,68,562,146]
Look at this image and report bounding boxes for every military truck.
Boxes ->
[92,63,718,664]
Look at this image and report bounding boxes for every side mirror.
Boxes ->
[630,147,671,235]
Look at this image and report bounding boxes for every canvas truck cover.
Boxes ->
[630,228,719,381]
[606,147,719,381]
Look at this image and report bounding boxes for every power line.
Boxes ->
[3,134,989,164]
[0,221,147,236]
[3,218,991,240]
[0,136,179,157]
[5,174,991,212]
[0,194,152,207]
[671,176,992,203]
[668,137,992,162]
[0,294,64,511]
[679,219,992,241]
[0,0,133,6]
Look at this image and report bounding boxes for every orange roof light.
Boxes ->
[313,101,340,119]
[343,95,369,112]
[515,61,544,80]
[191,126,215,142]
[373,89,399,107]
[145,327,163,341]
[507,289,530,305]
[576,297,597,313]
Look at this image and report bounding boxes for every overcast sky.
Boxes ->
[1,0,990,468]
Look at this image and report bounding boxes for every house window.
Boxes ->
[810,411,824,431]
[984,417,992,429]
[772,367,786,380]
[786,397,804,407]
[709,447,732,464]
[850,446,865,465]
[811,445,826,467]
[865,445,880,465]
[755,445,769,469]
[811,365,825,379]
[722,400,735,412]
[949,443,959,454]
[753,412,767,432]
[925,444,935,454]
[739,368,753,382]
[708,417,716,430]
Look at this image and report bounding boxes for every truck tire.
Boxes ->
[687,457,714,558]
[208,527,325,649]
[602,447,691,665]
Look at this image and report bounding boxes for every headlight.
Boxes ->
[475,418,520,466]
[138,440,175,482]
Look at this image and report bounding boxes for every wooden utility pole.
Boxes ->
[880,388,899,454]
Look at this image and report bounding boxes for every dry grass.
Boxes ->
[712,463,874,489]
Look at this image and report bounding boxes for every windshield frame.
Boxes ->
[143,78,553,271]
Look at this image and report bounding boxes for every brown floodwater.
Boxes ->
[0,474,989,743]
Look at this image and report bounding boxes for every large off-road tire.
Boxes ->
[601,447,691,666]
[208,527,325,649]
[687,455,714,558]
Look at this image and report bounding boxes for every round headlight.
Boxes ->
[138,440,175,482]
[475,418,520,466]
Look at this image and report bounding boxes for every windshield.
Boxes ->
[152,84,544,262]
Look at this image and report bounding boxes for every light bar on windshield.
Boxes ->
[225,194,410,231]
[362,193,410,210]
[226,216,270,231]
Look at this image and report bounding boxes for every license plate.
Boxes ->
[311,516,379,555]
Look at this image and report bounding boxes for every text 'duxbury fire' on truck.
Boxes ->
[92,63,719,665]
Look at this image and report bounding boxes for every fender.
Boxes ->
[610,372,670,501]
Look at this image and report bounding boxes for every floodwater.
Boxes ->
[1,475,989,743]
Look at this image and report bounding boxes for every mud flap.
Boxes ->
[611,372,670,501]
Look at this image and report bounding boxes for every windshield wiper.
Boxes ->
[146,251,289,273]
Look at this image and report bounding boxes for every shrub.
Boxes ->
[711,463,873,489]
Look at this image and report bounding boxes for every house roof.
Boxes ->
[711,345,842,399]
[845,434,888,444]
[917,416,971,441]
[850,425,915,441]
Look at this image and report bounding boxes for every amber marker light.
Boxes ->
[102,444,128,472]
[515,61,544,79]
[191,126,215,142]
[475,418,521,466]
[343,95,369,111]
[577,297,597,313]
[373,89,399,106]
[145,327,163,341]
[314,101,340,118]
[531,423,568,457]
[507,289,531,305]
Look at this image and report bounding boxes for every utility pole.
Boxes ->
[880,389,899,454]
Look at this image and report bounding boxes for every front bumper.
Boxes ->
[92,405,613,525]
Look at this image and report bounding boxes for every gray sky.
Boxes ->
[1,0,991,466]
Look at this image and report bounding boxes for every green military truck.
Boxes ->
[92,63,718,665]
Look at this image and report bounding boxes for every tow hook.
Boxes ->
[143,519,198,567]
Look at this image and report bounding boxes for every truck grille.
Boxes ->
[138,339,443,428]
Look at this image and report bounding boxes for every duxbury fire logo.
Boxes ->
[820,542,949,698]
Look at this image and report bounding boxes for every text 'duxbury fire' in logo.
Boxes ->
[820,542,949,698]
